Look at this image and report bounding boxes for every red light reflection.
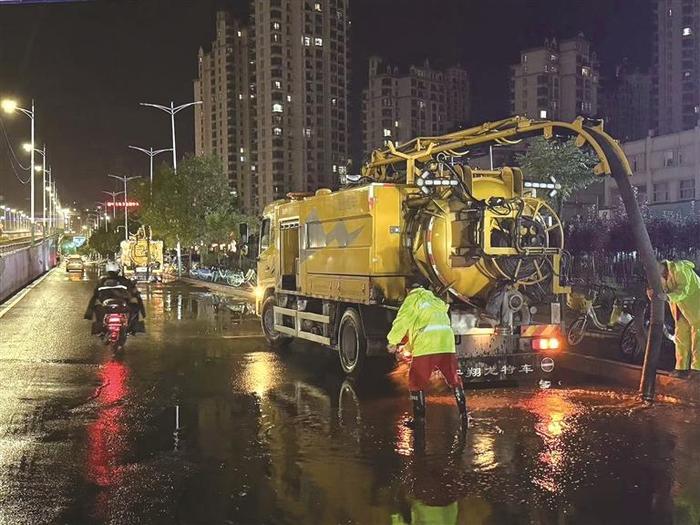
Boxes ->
[86,360,130,518]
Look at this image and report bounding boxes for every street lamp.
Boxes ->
[102,190,124,219]
[139,100,201,173]
[107,174,141,241]
[128,145,172,195]
[2,99,36,238]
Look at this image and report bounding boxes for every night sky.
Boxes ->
[0,0,652,210]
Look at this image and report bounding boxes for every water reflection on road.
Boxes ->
[76,282,700,524]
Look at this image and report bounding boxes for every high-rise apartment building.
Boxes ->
[603,61,652,142]
[652,0,700,134]
[194,1,351,213]
[361,57,470,158]
[510,35,600,122]
[194,12,252,208]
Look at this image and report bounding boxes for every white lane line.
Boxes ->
[0,268,56,319]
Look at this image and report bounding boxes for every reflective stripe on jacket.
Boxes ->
[387,288,455,357]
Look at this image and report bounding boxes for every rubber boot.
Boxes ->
[404,390,426,429]
[454,386,468,423]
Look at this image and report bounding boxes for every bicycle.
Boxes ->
[566,283,638,347]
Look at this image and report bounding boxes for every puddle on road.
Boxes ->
[142,283,260,339]
[69,282,700,524]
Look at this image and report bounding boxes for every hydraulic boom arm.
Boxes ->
[361,116,632,184]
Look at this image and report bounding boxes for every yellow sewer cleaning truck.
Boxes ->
[120,226,164,282]
[256,117,632,382]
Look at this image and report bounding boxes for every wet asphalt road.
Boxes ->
[1,268,700,525]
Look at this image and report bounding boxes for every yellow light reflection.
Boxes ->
[521,391,579,495]
[240,352,280,397]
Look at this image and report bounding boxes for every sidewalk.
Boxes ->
[557,351,700,404]
[171,275,255,300]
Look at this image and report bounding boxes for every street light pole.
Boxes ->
[107,174,141,241]
[2,99,36,240]
[139,101,201,174]
[103,190,124,220]
[128,145,172,195]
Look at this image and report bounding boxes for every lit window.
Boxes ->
[581,66,591,77]
[238,93,243,100]
[304,128,312,137]
[273,127,282,135]
[394,120,399,127]
[304,36,311,46]
[273,103,283,113]
[314,2,322,11]
[287,94,292,102]
[383,128,392,137]
[315,37,323,46]
[273,22,281,30]
[240,155,246,163]
[237,30,242,37]
[683,27,693,36]
[240,147,245,153]
[274,80,282,89]
[332,164,337,173]
[539,109,548,119]
[331,97,337,105]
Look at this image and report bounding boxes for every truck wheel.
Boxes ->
[338,308,367,378]
[261,296,292,350]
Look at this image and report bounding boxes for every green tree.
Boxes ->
[135,155,253,255]
[516,137,599,213]
[88,225,123,257]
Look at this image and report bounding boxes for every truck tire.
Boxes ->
[338,308,367,378]
[261,296,292,350]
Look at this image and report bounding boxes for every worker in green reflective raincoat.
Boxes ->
[661,260,700,378]
[387,276,467,426]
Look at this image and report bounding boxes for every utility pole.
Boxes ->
[107,175,141,241]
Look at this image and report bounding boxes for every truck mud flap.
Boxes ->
[458,352,558,388]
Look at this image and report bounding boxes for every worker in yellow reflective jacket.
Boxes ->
[387,276,467,426]
[661,260,700,378]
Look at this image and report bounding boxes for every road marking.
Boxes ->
[0,268,56,319]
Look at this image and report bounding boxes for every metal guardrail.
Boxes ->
[1,230,32,240]
[0,239,33,255]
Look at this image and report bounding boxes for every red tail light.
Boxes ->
[533,337,560,351]
[105,314,126,327]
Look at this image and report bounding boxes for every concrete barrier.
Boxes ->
[0,238,57,303]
